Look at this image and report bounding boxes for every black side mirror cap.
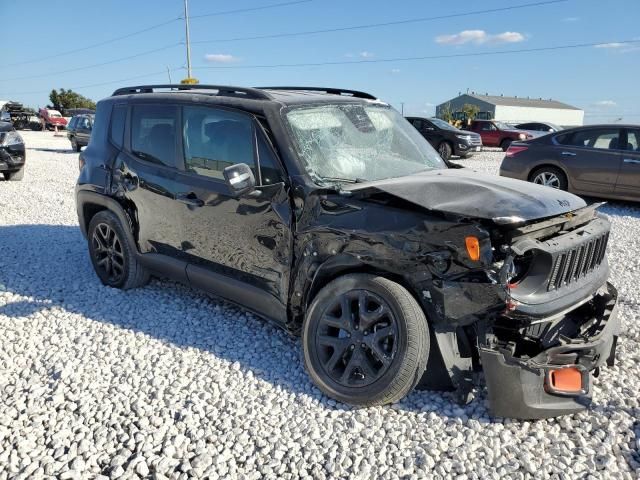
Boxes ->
[223,163,256,197]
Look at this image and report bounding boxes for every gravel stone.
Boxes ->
[0,133,638,479]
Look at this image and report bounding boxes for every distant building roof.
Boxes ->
[465,93,581,111]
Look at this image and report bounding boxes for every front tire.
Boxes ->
[303,274,429,407]
[437,142,453,161]
[3,168,24,181]
[500,138,512,151]
[87,210,150,289]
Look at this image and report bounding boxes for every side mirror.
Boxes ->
[223,163,256,197]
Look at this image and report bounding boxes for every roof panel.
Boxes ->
[467,94,581,110]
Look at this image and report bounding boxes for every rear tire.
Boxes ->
[71,137,81,152]
[303,274,429,407]
[87,210,150,289]
[437,142,453,161]
[3,168,24,181]
[500,138,512,151]
[529,166,568,190]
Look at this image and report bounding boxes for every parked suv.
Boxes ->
[67,114,94,151]
[469,120,534,151]
[76,85,619,419]
[406,117,482,160]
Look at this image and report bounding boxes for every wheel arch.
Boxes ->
[527,162,570,187]
[76,191,138,250]
[301,254,426,326]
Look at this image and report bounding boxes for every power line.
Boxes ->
[193,0,568,44]
[3,0,313,69]
[0,44,182,83]
[189,0,313,20]
[0,67,185,96]
[192,39,640,70]
[4,18,181,68]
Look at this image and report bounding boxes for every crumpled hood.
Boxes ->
[344,168,586,223]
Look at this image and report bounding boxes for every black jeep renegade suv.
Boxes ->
[76,85,619,419]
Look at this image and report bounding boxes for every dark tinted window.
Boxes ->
[131,105,178,168]
[78,117,91,129]
[68,117,78,129]
[182,106,255,180]
[412,119,423,130]
[257,131,284,185]
[625,129,640,151]
[110,105,127,148]
[565,128,620,150]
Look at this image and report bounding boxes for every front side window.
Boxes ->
[284,103,445,183]
[182,106,255,180]
[131,105,178,168]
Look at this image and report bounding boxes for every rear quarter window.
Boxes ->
[109,105,127,148]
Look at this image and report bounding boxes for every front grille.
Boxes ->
[469,136,482,146]
[547,232,609,291]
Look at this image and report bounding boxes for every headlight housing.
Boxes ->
[518,133,527,140]
[1,131,24,147]
[455,134,472,140]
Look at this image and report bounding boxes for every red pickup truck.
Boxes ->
[469,120,533,151]
[38,108,68,130]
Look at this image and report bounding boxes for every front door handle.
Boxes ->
[561,151,576,157]
[176,193,204,207]
[623,158,640,164]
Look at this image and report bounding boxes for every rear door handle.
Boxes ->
[561,151,576,157]
[623,158,640,164]
[176,193,204,207]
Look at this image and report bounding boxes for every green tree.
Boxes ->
[48,89,96,112]
[438,102,454,123]
[461,103,480,124]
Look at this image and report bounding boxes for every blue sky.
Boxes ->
[1,0,638,123]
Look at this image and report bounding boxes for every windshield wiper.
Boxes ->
[320,176,367,184]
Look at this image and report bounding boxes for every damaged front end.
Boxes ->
[424,201,620,418]
[478,204,619,419]
[479,282,618,419]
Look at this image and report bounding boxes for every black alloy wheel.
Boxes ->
[92,222,126,285]
[315,289,399,387]
[303,274,429,407]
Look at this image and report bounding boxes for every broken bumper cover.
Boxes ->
[479,282,619,419]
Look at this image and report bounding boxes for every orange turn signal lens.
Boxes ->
[549,367,583,393]
[465,236,480,261]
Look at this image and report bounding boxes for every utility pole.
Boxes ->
[166,66,172,83]
[184,0,192,78]
[400,102,405,115]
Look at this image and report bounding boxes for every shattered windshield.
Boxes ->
[285,103,445,184]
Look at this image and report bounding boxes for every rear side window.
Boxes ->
[131,105,178,168]
[182,105,255,180]
[110,105,127,148]
[564,128,620,150]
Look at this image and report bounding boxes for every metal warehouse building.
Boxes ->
[436,93,584,127]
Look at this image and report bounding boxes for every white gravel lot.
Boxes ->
[0,132,638,479]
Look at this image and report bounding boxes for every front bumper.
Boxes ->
[479,282,619,419]
[0,145,25,171]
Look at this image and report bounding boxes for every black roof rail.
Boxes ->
[111,84,272,100]
[256,86,377,100]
